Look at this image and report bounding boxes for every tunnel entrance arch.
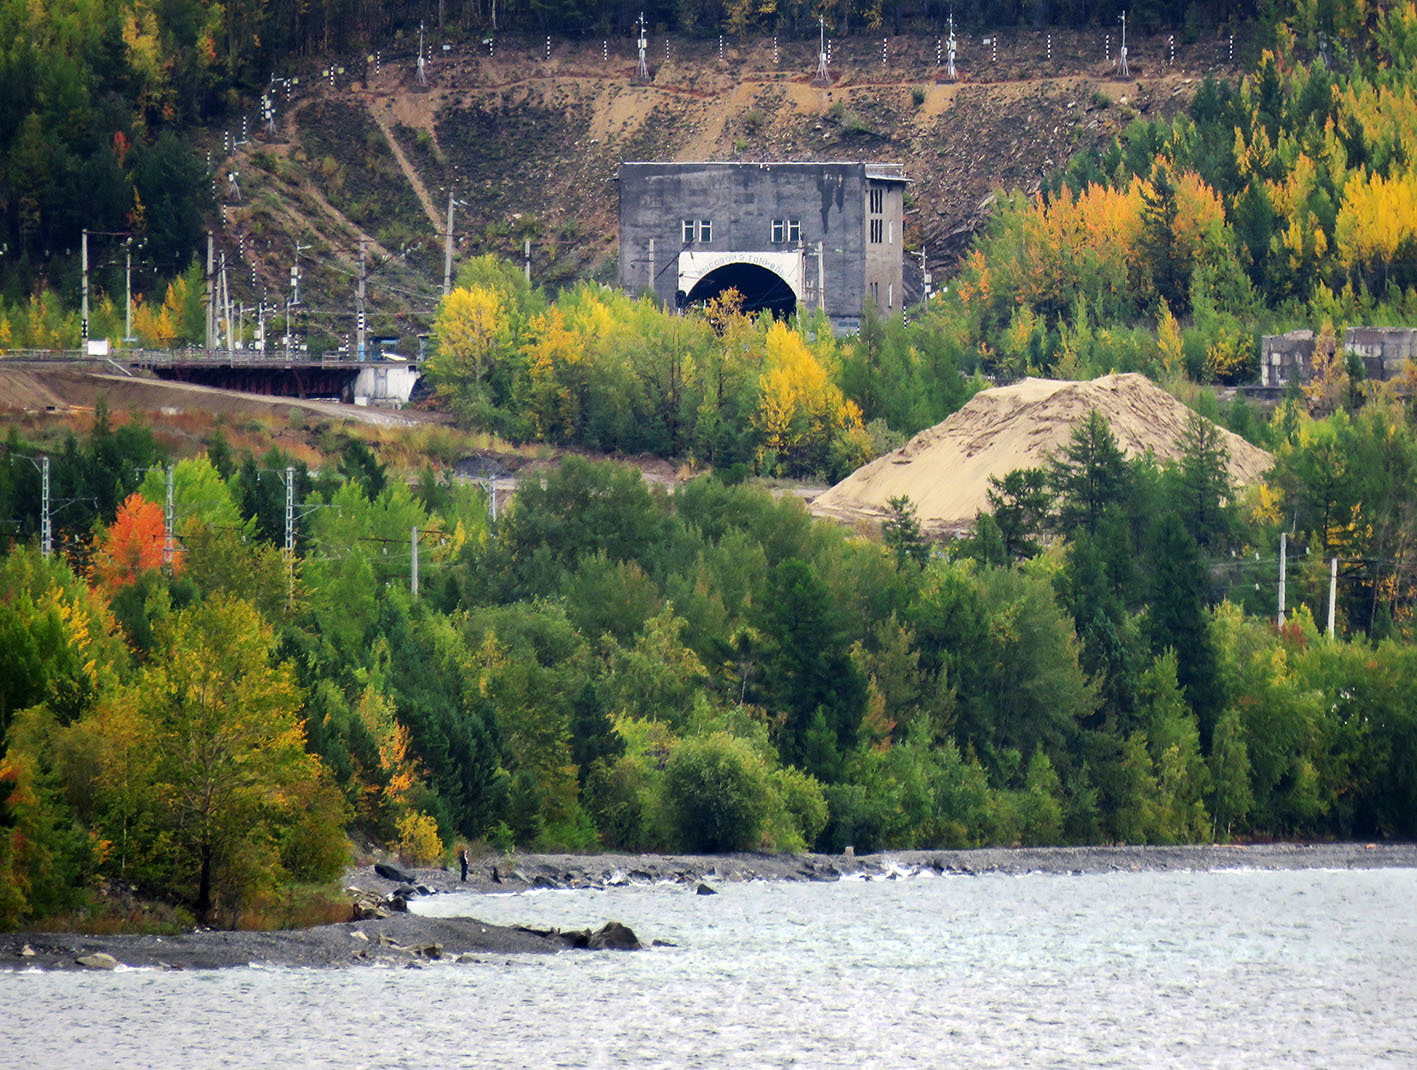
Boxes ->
[679,250,804,320]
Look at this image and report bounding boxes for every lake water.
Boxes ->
[6,867,1415,1067]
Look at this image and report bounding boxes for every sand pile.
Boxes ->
[812,373,1273,534]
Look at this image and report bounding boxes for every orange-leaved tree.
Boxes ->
[93,492,170,589]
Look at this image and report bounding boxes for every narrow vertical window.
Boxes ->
[683,220,696,243]
[771,220,784,243]
[787,219,801,243]
[699,220,712,242]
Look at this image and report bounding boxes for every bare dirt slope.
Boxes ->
[220,30,1227,329]
[811,373,1273,534]
[0,363,429,428]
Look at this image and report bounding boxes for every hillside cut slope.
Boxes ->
[220,30,1221,343]
[811,373,1273,534]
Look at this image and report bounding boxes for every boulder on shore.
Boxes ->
[588,922,642,950]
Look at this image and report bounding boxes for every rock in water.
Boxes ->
[76,953,118,970]
[588,922,641,950]
[696,882,718,895]
[374,862,415,883]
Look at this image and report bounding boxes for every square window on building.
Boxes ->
[870,219,883,243]
[699,220,712,242]
[787,219,800,243]
[771,220,784,244]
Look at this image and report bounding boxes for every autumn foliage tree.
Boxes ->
[102,596,347,924]
[93,493,169,589]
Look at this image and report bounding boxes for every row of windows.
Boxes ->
[679,209,888,245]
[682,219,802,244]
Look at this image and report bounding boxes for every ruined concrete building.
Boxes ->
[1260,327,1417,387]
[617,161,907,332]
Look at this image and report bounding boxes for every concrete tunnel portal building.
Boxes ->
[617,161,907,332]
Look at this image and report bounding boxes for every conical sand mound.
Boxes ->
[812,373,1273,534]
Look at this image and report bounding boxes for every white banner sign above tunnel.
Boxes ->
[678,249,805,303]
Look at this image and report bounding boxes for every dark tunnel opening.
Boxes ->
[683,262,798,320]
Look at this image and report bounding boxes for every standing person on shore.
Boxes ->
[458,847,469,882]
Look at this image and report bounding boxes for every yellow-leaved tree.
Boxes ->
[98,596,348,925]
[428,284,512,422]
[752,321,868,478]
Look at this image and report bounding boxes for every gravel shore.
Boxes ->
[4,842,1412,972]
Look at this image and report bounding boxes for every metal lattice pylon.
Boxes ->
[946,13,957,81]
[636,13,650,80]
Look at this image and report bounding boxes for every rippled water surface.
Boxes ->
[7,867,1415,1068]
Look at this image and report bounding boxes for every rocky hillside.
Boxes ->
[218,30,1237,349]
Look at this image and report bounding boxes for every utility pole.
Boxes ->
[919,244,930,301]
[81,229,90,345]
[163,465,175,569]
[814,15,830,84]
[205,232,215,352]
[218,252,234,355]
[1117,12,1130,77]
[524,238,532,284]
[357,237,367,361]
[648,237,655,300]
[946,12,957,81]
[1327,557,1338,638]
[285,465,295,554]
[443,193,456,296]
[636,13,649,81]
[411,526,419,598]
[816,240,826,312]
[418,21,428,87]
[287,239,309,357]
[40,456,51,559]
[1277,531,1287,629]
[123,238,135,344]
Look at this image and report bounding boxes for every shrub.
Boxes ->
[393,811,443,865]
[663,733,771,852]
[843,111,872,136]
[767,766,829,850]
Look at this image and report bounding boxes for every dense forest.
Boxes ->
[3,370,1417,928]
[6,0,1417,931]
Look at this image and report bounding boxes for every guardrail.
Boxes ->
[2,349,410,369]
